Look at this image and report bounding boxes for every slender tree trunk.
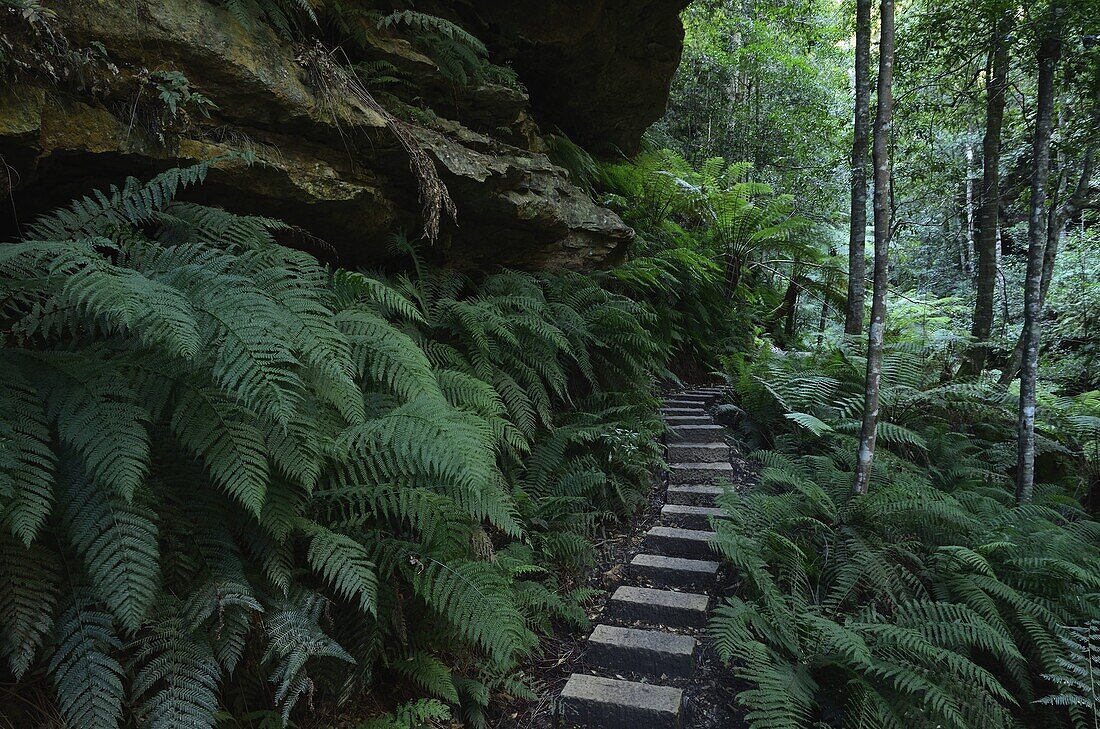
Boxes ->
[817,245,837,349]
[965,142,975,274]
[1016,24,1061,505]
[817,296,829,348]
[784,283,799,340]
[1000,148,1092,385]
[767,269,801,344]
[845,0,872,335]
[961,12,1012,375]
[853,0,894,496]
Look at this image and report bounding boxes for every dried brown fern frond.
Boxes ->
[298,42,456,241]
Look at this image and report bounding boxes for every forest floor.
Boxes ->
[493,400,759,729]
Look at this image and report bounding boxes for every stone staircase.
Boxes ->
[556,387,735,728]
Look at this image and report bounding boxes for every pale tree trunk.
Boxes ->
[853,0,894,496]
[961,11,1012,375]
[1000,147,1092,386]
[1016,24,1061,505]
[845,0,872,335]
[817,244,838,349]
[965,142,975,274]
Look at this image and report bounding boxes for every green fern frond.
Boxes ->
[299,520,378,617]
[0,537,59,678]
[48,596,125,729]
[58,466,159,631]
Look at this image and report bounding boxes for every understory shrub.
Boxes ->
[0,159,663,728]
[710,347,1100,729]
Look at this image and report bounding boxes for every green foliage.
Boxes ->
[598,147,840,375]
[218,0,317,39]
[150,69,218,120]
[710,347,1100,728]
[656,0,850,218]
[0,164,663,726]
[357,699,451,729]
[377,10,520,89]
[1038,621,1100,722]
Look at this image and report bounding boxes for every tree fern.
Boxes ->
[411,559,536,665]
[0,163,665,726]
[58,465,159,632]
[711,345,1100,728]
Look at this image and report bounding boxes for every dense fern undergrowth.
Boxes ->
[708,347,1100,729]
[586,143,1100,728]
[0,159,670,728]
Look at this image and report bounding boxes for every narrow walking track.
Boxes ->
[555,387,735,728]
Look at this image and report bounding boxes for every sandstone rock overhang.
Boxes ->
[0,0,688,270]
[439,0,692,156]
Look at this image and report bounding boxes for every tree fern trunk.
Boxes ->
[1016,19,1061,505]
[845,0,872,336]
[853,0,893,496]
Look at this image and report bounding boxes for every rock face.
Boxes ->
[0,0,688,270]
[439,0,690,155]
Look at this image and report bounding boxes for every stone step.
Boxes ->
[665,394,711,403]
[660,503,728,530]
[667,392,712,401]
[607,586,709,629]
[558,674,682,729]
[663,401,707,411]
[630,553,719,589]
[665,484,725,507]
[661,407,704,416]
[664,415,712,426]
[669,461,734,485]
[666,424,724,443]
[586,624,697,679]
[667,441,729,463]
[645,526,717,560]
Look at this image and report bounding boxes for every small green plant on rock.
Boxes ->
[377,10,521,89]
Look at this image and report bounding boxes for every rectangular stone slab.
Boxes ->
[586,624,697,678]
[669,461,734,485]
[645,526,717,560]
[630,553,719,589]
[608,586,709,629]
[667,392,712,401]
[660,503,728,530]
[661,407,703,416]
[558,674,683,729]
[664,415,712,426]
[663,405,706,414]
[667,441,730,463]
[667,424,724,443]
[665,484,725,506]
[664,398,710,408]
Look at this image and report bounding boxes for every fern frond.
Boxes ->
[58,466,159,631]
[48,596,124,729]
[300,520,378,617]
